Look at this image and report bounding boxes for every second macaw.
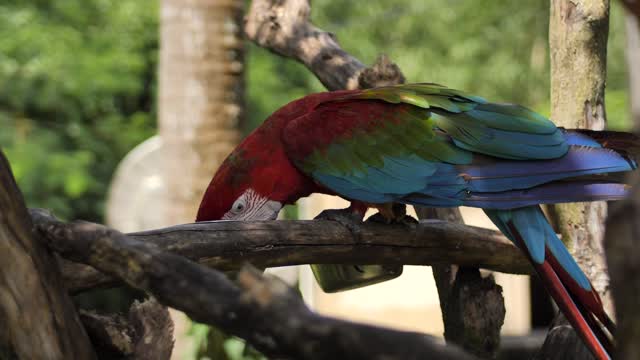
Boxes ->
[197,83,636,360]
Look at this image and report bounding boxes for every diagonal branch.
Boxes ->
[29,210,530,293]
[245,0,404,91]
[245,0,364,90]
[32,208,478,360]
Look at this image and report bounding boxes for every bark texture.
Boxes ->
[80,299,174,360]
[0,152,96,359]
[543,0,611,357]
[33,209,478,360]
[244,0,404,91]
[159,0,245,223]
[36,214,529,293]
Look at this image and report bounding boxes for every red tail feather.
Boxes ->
[506,222,612,360]
[535,260,611,360]
[545,249,615,354]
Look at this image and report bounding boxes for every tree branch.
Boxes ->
[32,208,478,360]
[0,152,96,359]
[30,210,529,293]
[244,0,404,91]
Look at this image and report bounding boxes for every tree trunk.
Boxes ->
[159,0,245,224]
[541,0,610,357]
[0,151,96,359]
[549,0,611,309]
[159,1,246,358]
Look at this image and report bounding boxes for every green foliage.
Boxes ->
[190,323,266,360]
[0,0,157,221]
[245,44,322,132]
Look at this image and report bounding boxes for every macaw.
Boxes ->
[196,83,637,360]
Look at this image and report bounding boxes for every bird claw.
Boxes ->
[315,208,364,240]
[366,212,419,226]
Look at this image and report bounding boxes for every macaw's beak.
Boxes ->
[263,200,283,220]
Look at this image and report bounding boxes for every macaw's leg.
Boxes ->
[367,203,419,225]
[311,201,404,293]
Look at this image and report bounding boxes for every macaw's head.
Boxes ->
[196,94,326,222]
[196,146,285,222]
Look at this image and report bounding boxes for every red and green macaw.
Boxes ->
[197,83,636,360]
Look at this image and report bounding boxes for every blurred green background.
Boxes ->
[0,1,633,358]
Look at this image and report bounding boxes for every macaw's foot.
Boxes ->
[312,204,402,293]
[367,213,418,225]
[367,203,418,225]
[315,206,365,238]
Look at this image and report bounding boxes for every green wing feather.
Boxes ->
[285,83,568,198]
[333,83,567,161]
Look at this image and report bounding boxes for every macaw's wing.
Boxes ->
[282,83,631,207]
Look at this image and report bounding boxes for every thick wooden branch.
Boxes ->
[0,153,96,359]
[32,211,529,293]
[32,209,477,360]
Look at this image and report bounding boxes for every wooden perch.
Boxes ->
[32,208,478,360]
[29,210,530,293]
[0,153,96,359]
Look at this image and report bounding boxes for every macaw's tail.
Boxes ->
[457,129,638,209]
[485,206,614,360]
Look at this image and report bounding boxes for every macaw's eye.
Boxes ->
[231,198,246,213]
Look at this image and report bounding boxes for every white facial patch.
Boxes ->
[222,188,282,221]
